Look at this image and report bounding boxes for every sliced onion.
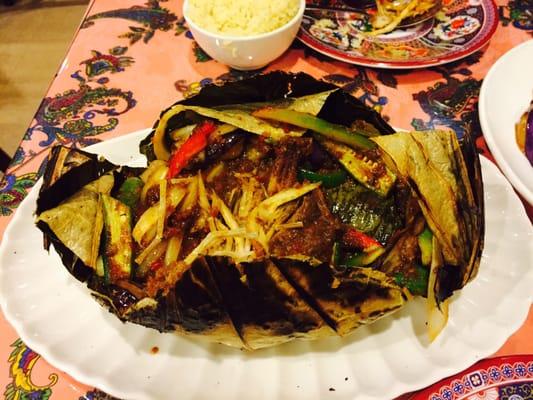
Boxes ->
[137,239,167,276]
[133,206,158,244]
[167,184,186,210]
[180,177,198,211]
[206,162,224,182]
[140,160,166,183]
[140,164,168,203]
[157,179,167,239]
[164,235,183,266]
[197,173,210,212]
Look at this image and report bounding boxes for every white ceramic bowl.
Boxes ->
[183,0,305,70]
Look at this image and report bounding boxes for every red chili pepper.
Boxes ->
[343,227,382,252]
[167,120,217,179]
[150,259,164,271]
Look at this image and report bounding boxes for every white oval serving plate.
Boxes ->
[0,130,532,400]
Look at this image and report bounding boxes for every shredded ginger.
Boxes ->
[132,170,320,268]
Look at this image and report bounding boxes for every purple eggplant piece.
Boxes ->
[525,106,533,166]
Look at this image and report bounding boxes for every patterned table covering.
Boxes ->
[0,0,531,398]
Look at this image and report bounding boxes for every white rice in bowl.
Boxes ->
[186,0,300,36]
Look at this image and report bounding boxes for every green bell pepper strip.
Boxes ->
[252,107,377,151]
[394,264,429,297]
[117,177,144,210]
[331,241,341,267]
[343,246,385,267]
[418,227,433,266]
[344,253,365,268]
[297,168,347,188]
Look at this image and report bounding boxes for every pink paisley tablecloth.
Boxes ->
[0,1,531,399]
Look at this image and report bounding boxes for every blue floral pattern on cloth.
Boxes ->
[81,0,179,44]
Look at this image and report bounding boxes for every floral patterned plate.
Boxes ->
[409,355,533,400]
[298,0,498,68]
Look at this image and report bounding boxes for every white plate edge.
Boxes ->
[0,131,531,400]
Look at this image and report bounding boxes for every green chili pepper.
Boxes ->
[297,168,347,188]
[394,264,429,296]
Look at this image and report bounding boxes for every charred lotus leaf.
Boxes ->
[36,219,95,282]
[35,73,483,350]
[371,130,484,311]
[275,260,406,336]
[37,146,116,214]
[179,71,335,107]
[316,89,395,136]
[206,258,335,350]
[140,72,394,161]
